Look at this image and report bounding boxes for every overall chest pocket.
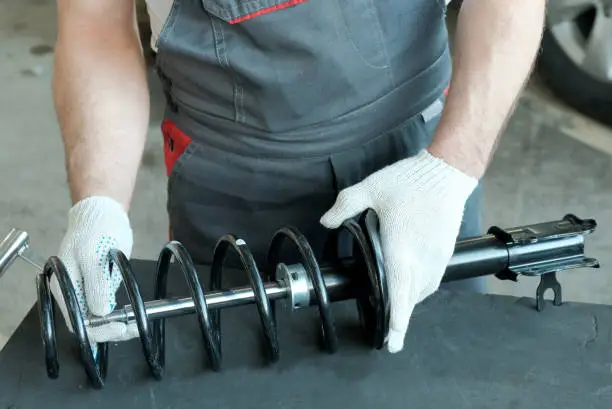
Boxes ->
[156,0,404,130]
[200,0,391,69]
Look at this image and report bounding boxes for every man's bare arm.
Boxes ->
[53,0,149,211]
[428,0,547,178]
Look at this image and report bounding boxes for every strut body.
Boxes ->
[0,210,600,390]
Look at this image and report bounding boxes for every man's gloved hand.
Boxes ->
[50,196,139,348]
[320,149,477,353]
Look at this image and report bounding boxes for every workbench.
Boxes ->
[0,259,610,408]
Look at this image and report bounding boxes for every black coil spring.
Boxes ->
[36,209,389,389]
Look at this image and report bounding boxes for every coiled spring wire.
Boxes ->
[36,210,387,389]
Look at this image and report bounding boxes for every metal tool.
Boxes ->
[0,210,600,390]
[0,229,47,276]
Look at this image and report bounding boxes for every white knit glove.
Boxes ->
[320,149,477,353]
[50,196,139,350]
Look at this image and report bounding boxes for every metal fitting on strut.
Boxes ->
[275,263,310,309]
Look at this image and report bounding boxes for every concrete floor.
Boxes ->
[0,1,611,350]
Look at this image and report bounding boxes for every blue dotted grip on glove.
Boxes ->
[95,234,121,311]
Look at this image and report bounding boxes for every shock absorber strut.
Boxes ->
[0,210,600,390]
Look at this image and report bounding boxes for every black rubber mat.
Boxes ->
[0,259,610,408]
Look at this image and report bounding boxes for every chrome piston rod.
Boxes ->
[84,269,351,327]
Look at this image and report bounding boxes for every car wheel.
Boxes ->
[537,0,612,126]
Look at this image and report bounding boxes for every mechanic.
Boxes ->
[49,0,546,355]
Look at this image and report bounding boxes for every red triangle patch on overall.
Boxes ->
[161,119,192,178]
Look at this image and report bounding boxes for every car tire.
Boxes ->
[449,0,612,127]
[537,10,612,126]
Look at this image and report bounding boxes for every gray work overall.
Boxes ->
[153,0,485,292]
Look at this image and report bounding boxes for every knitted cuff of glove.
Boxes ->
[403,149,478,201]
[68,196,131,228]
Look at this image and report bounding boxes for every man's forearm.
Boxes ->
[429,0,546,179]
[53,4,149,212]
